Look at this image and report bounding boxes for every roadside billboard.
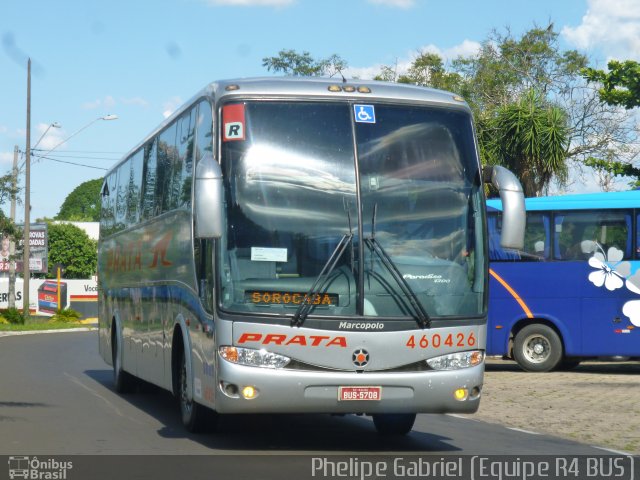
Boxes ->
[0,223,48,274]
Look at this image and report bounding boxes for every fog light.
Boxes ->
[222,382,238,397]
[454,388,468,401]
[242,386,258,399]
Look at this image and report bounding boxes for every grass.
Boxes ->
[0,315,93,332]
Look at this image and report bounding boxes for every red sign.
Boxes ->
[222,104,246,142]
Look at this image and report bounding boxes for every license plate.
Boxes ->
[338,386,382,401]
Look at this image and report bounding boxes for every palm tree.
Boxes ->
[483,89,570,197]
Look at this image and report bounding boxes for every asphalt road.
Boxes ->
[0,332,633,479]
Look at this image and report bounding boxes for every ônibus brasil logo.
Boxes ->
[8,456,73,480]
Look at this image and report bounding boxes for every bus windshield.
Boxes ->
[219,101,485,320]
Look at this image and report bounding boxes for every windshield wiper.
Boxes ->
[291,233,353,327]
[366,204,431,328]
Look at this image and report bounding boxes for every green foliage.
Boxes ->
[584,156,640,188]
[0,307,25,324]
[262,49,348,77]
[56,178,103,221]
[483,89,570,197]
[584,60,640,109]
[47,222,97,279]
[49,308,81,323]
[375,52,464,93]
[454,25,588,116]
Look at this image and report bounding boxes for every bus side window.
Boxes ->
[522,212,550,261]
[487,213,521,261]
[555,210,631,261]
[195,238,214,313]
[141,139,158,221]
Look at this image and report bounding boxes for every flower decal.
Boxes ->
[622,300,640,327]
[587,244,640,326]
[587,247,627,291]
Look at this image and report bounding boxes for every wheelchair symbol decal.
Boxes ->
[354,104,375,124]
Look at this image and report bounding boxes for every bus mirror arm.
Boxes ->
[195,154,224,239]
[483,165,525,250]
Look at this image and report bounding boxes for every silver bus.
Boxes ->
[98,77,524,435]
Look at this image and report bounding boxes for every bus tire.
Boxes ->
[178,350,217,433]
[372,413,416,435]
[112,327,136,393]
[513,324,562,372]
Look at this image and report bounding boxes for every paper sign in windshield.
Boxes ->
[223,104,246,141]
[251,247,287,262]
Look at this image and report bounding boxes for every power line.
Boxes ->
[35,155,108,171]
[37,153,119,161]
[32,148,124,155]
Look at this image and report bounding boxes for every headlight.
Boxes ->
[219,346,290,369]
[426,350,485,371]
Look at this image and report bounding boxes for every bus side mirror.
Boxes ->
[483,165,525,250]
[194,154,224,239]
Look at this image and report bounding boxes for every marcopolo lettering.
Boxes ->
[338,322,384,330]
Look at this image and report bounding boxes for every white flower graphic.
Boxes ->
[622,300,640,327]
[587,246,627,291]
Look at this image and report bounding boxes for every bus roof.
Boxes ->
[486,189,640,212]
[106,77,471,178]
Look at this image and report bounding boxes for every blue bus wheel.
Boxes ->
[513,324,562,372]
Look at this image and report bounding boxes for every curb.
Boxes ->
[0,327,97,337]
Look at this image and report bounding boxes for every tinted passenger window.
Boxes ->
[488,211,550,262]
[141,139,158,220]
[554,210,632,261]
[157,122,178,212]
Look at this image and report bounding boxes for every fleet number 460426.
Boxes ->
[405,332,476,349]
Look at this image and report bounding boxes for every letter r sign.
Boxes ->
[223,104,246,141]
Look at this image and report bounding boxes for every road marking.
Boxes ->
[63,372,145,425]
[507,427,541,435]
[446,414,479,421]
[592,445,634,455]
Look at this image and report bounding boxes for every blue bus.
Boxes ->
[487,190,640,371]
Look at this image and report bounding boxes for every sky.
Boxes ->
[2,0,640,221]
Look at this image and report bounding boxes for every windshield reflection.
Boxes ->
[218,101,485,320]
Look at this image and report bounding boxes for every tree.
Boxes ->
[584,60,640,109]
[375,52,464,93]
[376,24,638,194]
[483,89,570,197]
[56,178,102,221]
[262,49,348,77]
[581,60,640,186]
[47,222,97,279]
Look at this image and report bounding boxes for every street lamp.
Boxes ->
[32,122,61,150]
[7,122,60,309]
[34,115,118,162]
[22,114,118,316]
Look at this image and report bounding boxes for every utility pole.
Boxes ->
[23,58,31,317]
[8,146,18,308]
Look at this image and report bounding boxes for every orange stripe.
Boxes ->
[489,268,534,319]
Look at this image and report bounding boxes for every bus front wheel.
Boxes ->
[372,413,416,435]
[178,350,217,433]
[513,324,562,372]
